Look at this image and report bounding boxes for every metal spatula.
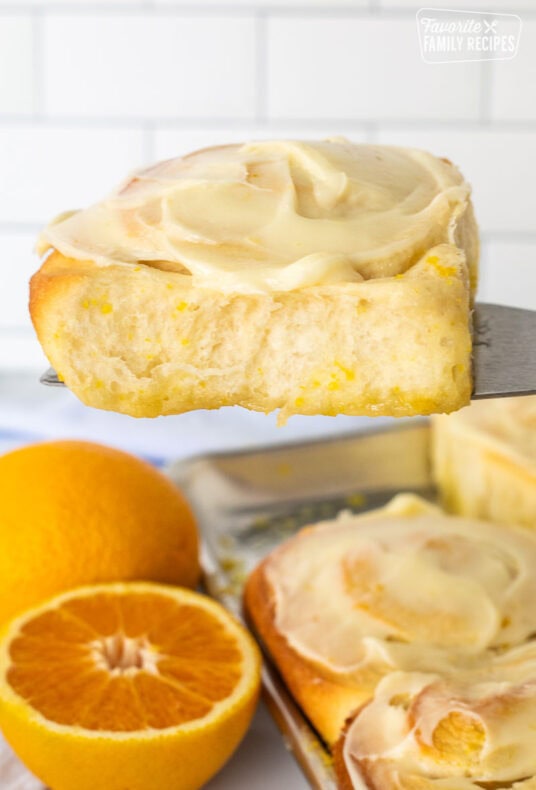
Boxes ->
[472,303,536,398]
[40,303,536,400]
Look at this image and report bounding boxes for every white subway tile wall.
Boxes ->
[154,0,370,5]
[492,19,536,121]
[0,126,146,223]
[383,1,534,8]
[1,232,37,330]
[0,16,34,115]
[153,125,371,161]
[480,240,536,311]
[44,15,257,119]
[0,3,534,369]
[267,18,483,121]
[375,128,536,234]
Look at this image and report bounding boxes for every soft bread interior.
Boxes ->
[31,243,472,420]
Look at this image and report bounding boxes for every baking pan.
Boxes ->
[169,419,433,789]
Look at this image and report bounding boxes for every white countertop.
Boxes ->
[0,702,308,789]
[0,372,387,462]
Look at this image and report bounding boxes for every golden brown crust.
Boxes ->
[30,252,83,328]
[333,711,384,790]
[244,561,371,746]
[30,251,97,381]
[333,728,356,790]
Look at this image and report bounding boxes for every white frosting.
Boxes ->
[265,495,536,680]
[38,139,471,294]
[264,494,536,786]
[344,670,536,788]
[265,494,536,787]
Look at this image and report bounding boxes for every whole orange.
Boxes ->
[0,440,200,625]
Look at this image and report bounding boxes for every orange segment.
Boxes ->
[131,674,212,729]
[80,676,149,731]
[158,658,242,701]
[0,583,261,790]
[6,589,247,732]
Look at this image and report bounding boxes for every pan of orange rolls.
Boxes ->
[245,481,536,788]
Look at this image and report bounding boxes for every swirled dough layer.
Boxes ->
[265,495,536,680]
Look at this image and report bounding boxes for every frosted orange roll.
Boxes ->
[244,495,536,745]
[335,668,536,789]
[433,395,536,529]
[31,139,478,420]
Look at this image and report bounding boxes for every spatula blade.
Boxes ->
[472,303,536,399]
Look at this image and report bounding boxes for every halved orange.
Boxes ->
[0,583,261,790]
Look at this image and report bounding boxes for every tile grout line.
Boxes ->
[0,327,39,336]
[142,122,156,164]
[1,116,536,131]
[0,5,534,17]
[0,222,45,232]
[254,10,268,125]
[364,122,378,142]
[0,3,151,13]
[481,231,536,242]
[31,7,45,120]
[479,60,494,125]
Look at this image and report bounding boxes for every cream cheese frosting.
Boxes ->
[343,670,536,788]
[37,139,472,294]
[264,495,536,681]
[262,495,536,787]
